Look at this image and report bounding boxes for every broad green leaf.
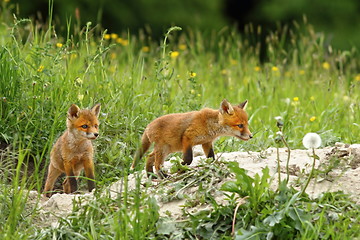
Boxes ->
[284,192,301,212]
[236,226,269,240]
[221,181,241,194]
[261,167,271,188]
[263,211,284,227]
[288,207,311,231]
[156,219,178,235]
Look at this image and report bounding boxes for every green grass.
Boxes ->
[0,2,360,239]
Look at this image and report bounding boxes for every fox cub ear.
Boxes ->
[239,100,248,110]
[68,104,81,119]
[220,99,234,115]
[91,103,101,117]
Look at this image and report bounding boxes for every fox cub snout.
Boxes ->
[43,103,101,197]
[132,99,252,179]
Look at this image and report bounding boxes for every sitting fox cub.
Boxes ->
[44,104,101,197]
[131,99,252,179]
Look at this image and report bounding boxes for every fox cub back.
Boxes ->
[44,103,101,197]
[132,99,252,179]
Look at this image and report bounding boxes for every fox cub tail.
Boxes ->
[131,132,151,169]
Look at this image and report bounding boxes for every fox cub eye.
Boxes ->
[81,125,88,129]
[237,124,244,128]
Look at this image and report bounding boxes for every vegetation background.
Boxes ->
[0,0,360,239]
[10,0,360,50]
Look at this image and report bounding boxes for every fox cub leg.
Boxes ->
[63,161,78,194]
[145,151,155,176]
[44,163,63,197]
[182,137,193,165]
[202,142,215,159]
[154,149,169,179]
[147,147,170,179]
[62,178,74,194]
[83,158,96,192]
[146,151,168,179]
[182,147,193,165]
[62,158,95,193]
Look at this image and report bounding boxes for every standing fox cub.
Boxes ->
[131,99,252,179]
[44,104,101,197]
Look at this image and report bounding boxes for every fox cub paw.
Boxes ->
[147,169,169,180]
[158,169,169,179]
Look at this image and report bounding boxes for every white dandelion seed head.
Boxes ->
[274,116,283,121]
[302,133,322,149]
[276,131,283,136]
[284,98,291,105]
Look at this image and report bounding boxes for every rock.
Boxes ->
[335,142,346,148]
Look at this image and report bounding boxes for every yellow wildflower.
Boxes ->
[221,69,227,75]
[254,66,261,72]
[122,40,129,46]
[37,65,44,72]
[322,62,330,70]
[109,66,116,73]
[170,51,179,58]
[104,34,111,40]
[78,94,84,101]
[243,76,250,85]
[190,89,195,94]
[310,96,315,101]
[111,33,118,40]
[179,44,187,50]
[299,70,305,75]
[70,53,77,60]
[56,43,63,48]
[272,66,279,72]
[190,72,197,78]
[285,71,291,77]
[355,74,360,82]
[116,38,129,46]
[310,116,316,122]
[230,59,238,65]
[110,53,117,59]
[75,77,83,85]
[142,46,150,52]
[293,97,299,102]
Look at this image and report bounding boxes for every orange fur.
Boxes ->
[132,99,252,179]
[43,104,101,197]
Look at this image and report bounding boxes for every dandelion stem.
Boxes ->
[276,147,281,189]
[281,135,291,183]
[231,196,249,236]
[300,148,316,196]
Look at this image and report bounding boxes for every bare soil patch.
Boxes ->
[31,143,360,226]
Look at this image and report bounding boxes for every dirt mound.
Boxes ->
[32,143,360,226]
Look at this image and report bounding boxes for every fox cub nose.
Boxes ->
[249,134,253,139]
[94,133,99,137]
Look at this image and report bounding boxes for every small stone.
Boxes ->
[335,142,346,148]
